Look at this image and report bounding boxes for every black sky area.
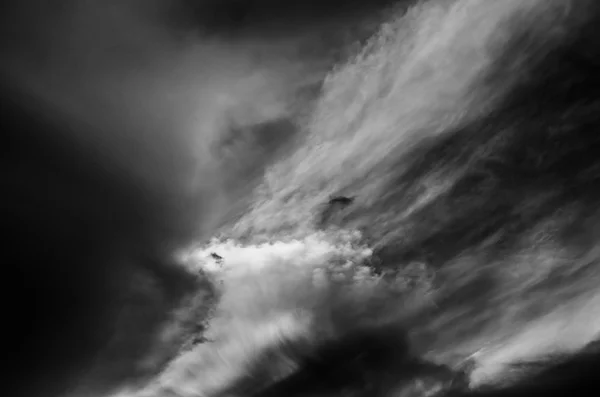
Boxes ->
[1,79,202,397]
[0,1,404,397]
[185,0,403,34]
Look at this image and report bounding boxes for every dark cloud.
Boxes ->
[0,0,403,395]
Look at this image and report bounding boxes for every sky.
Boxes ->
[4,1,600,397]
